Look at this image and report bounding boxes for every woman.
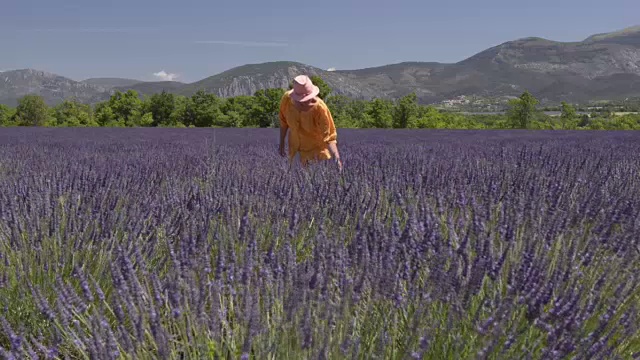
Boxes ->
[278,75,343,171]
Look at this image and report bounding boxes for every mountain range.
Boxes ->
[1,25,640,107]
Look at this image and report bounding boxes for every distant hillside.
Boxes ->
[1,25,640,106]
[334,25,640,103]
[0,69,108,107]
[114,81,186,97]
[176,61,380,100]
[333,62,452,101]
[81,78,144,90]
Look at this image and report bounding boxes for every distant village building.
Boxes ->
[441,95,470,107]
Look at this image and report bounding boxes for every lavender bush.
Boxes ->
[0,128,639,359]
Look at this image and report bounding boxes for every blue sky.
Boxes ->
[1,0,638,83]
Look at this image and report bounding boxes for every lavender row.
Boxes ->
[0,128,639,359]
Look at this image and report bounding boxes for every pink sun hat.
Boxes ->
[290,75,320,102]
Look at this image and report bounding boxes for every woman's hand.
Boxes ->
[279,143,286,157]
[328,142,342,171]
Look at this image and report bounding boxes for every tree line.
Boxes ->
[1,76,639,130]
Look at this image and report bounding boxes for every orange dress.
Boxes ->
[279,90,338,165]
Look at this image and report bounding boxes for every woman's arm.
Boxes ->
[279,123,289,157]
[328,141,342,170]
[315,102,342,170]
[279,94,289,157]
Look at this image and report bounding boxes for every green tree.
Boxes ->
[349,100,368,126]
[12,94,51,126]
[170,95,195,127]
[190,90,226,127]
[578,114,591,128]
[364,98,393,128]
[611,114,640,130]
[560,101,577,129]
[252,88,285,128]
[94,102,122,127]
[147,91,176,126]
[416,106,445,128]
[106,90,152,126]
[587,117,607,130]
[13,85,640,130]
[220,95,255,127]
[138,112,154,127]
[392,92,419,128]
[52,99,97,127]
[326,94,357,128]
[0,104,15,126]
[507,91,539,129]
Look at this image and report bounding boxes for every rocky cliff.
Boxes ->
[0,69,108,107]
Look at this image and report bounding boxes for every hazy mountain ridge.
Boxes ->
[81,78,145,90]
[114,81,186,95]
[0,69,108,107]
[1,25,639,106]
[176,62,381,100]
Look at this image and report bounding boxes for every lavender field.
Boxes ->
[0,128,639,359]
